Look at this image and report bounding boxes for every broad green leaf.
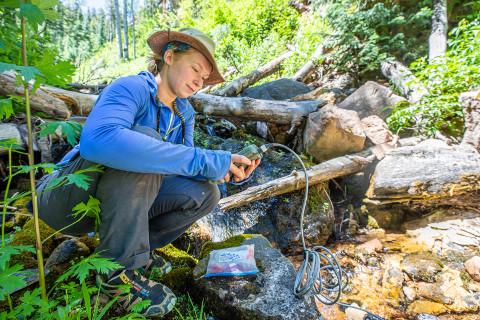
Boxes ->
[0,138,24,151]
[0,0,21,8]
[0,62,44,83]
[56,253,121,284]
[39,121,82,146]
[19,3,45,30]
[0,245,35,270]
[0,98,13,120]
[0,264,27,300]
[13,163,58,176]
[66,172,93,191]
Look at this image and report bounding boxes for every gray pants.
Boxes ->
[37,126,220,270]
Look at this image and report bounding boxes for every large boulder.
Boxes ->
[241,78,311,100]
[338,81,406,120]
[303,104,366,162]
[192,235,320,320]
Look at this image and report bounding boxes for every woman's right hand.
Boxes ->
[223,154,251,183]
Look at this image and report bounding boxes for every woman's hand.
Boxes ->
[223,154,261,183]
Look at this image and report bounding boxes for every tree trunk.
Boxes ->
[460,89,480,152]
[189,93,327,125]
[429,0,448,62]
[212,50,294,97]
[41,85,97,116]
[0,73,71,119]
[219,150,377,211]
[291,45,324,83]
[122,0,129,59]
[380,60,427,103]
[113,0,123,58]
[131,0,136,59]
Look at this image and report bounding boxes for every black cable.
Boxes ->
[261,143,385,320]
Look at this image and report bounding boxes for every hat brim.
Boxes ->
[147,30,225,86]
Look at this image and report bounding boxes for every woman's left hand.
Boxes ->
[245,158,261,178]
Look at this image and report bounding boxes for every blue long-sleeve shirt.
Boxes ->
[58,71,231,181]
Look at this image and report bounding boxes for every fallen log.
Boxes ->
[0,73,71,119]
[41,85,97,116]
[380,60,427,104]
[67,83,107,91]
[365,139,480,208]
[219,149,377,211]
[291,45,324,83]
[189,93,327,125]
[212,50,294,97]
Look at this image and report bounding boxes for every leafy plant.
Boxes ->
[388,18,480,136]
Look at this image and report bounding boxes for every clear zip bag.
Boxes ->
[204,244,259,278]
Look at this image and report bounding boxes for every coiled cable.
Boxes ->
[260,143,385,320]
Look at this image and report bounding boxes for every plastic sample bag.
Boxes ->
[204,244,259,278]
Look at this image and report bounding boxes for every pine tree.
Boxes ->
[114,0,123,58]
[123,0,129,59]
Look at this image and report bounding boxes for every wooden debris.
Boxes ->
[212,50,294,97]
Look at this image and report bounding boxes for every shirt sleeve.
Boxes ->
[183,103,195,148]
[79,76,231,181]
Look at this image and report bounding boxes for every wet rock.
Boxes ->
[345,303,367,320]
[45,238,90,269]
[403,286,416,302]
[407,300,448,315]
[465,256,480,282]
[338,81,406,120]
[241,78,311,100]
[401,253,443,282]
[416,314,440,320]
[192,235,320,320]
[355,238,383,256]
[355,229,386,244]
[212,119,237,138]
[361,115,394,146]
[404,211,480,259]
[416,268,480,313]
[381,257,405,307]
[191,183,334,253]
[304,104,365,162]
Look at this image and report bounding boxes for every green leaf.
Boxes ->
[0,138,24,152]
[66,172,93,191]
[0,98,13,120]
[19,3,45,30]
[0,62,44,84]
[39,121,82,146]
[0,264,28,300]
[0,245,35,270]
[0,0,21,8]
[72,196,101,227]
[56,253,121,284]
[13,163,58,176]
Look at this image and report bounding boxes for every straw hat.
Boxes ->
[147,28,225,85]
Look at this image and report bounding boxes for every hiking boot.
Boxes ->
[140,251,173,277]
[97,269,176,317]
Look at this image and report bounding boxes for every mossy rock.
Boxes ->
[10,218,57,257]
[199,234,256,260]
[155,244,198,268]
[307,182,330,214]
[367,215,380,229]
[79,234,100,251]
[156,267,194,293]
[12,196,32,227]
